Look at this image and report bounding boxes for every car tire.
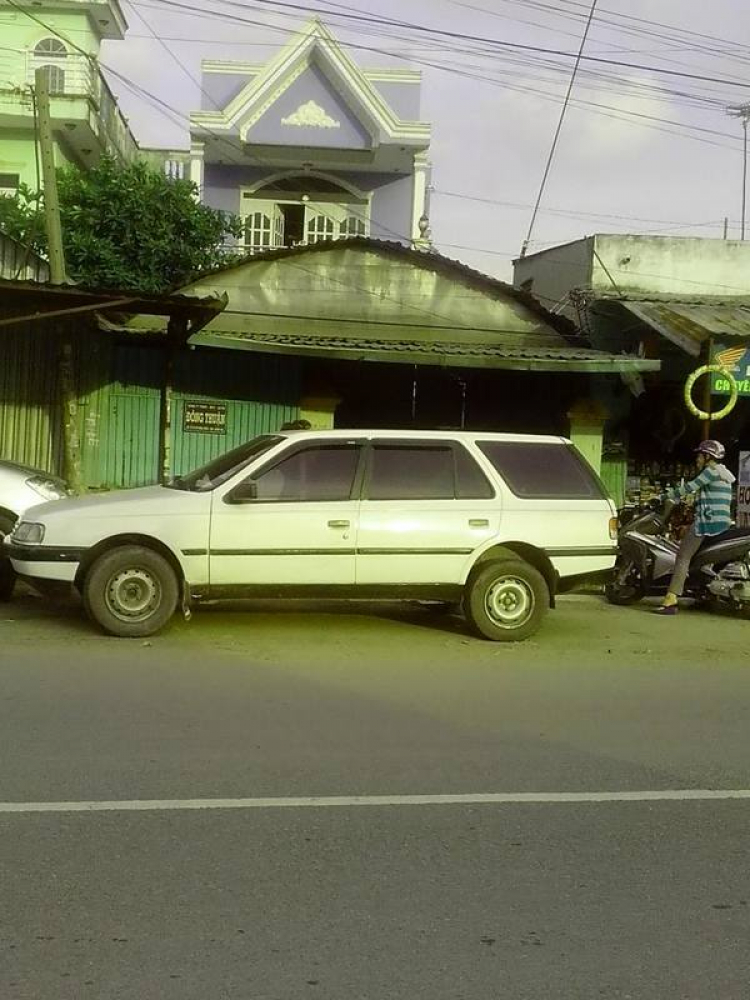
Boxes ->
[465,559,548,642]
[82,545,179,638]
[0,515,17,602]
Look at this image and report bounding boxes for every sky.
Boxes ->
[97,0,750,280]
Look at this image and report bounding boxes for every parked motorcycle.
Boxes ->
[606,501,750,615]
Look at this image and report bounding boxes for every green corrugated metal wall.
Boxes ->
[86,344,163,489]
[0,322,65,474]
[0,321,302,490]
[171,349,300,476]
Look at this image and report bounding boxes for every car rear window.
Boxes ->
[476,441,607,500]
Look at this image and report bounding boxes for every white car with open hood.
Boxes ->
[4,430,618,640]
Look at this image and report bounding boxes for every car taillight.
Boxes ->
[609,517,618,540]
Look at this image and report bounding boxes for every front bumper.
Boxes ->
[4,540,85,583]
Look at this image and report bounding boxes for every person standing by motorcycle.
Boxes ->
[656,440,736,614]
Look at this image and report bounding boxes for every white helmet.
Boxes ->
[695,440,725,461]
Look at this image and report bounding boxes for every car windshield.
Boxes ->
[169,435,284,492]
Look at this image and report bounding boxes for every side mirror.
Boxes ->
[226,480,258,504]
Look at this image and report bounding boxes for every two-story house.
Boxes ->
[0,0,141,196]
[189,17,433,251]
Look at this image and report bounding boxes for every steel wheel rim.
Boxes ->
[485,576,535,629]
[105,568,161,623]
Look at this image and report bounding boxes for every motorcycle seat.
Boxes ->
[701,527,750,548]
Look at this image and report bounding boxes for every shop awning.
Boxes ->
[188,326,657,373]
[621,297,750,357]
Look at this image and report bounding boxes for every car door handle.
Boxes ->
[469,518,490,528]
[327,520,351,529]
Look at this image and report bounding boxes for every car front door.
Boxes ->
[356,439,500,585]
[209,439,364,589]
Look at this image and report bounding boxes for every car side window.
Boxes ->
[366,444,456,500]
[476,441,607,499]
[249,444,362,502]
[455,444,495,499]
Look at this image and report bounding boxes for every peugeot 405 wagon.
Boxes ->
[4,430,618,640]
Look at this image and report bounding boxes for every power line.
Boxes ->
[119,0,745,153]
[520,0,598,258]
[170,0,750,91]
[9,0,746,284]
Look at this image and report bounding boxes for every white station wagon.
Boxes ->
[4,430,618,640]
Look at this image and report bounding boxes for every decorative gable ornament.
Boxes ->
[192,18,431,147]
[282,100,340,129]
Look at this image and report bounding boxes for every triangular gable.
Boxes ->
[191,18,430,147]
[246,63,373,150]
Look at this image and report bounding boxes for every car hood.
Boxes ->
[21,485,208,521]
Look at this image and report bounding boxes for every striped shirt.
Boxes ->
[668,463,735,536]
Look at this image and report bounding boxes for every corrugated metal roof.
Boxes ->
[619,299,750,356]
[184,237,581,339]
[0,277,226,312]
[0,233,50,283]
[189,328,659,373]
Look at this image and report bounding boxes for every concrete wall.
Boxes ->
[514,234,750,308]
[1,8,101,58]
[203,164,272,216]
[200,71,255,112]
[590,235,750,297]
[513,238,594,319]
[247,65,372,149]
[369,80,421,120]
[0,131,76,192]
[203,166,415,241]
[369,174,413,242]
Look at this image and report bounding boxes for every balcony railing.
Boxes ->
[25,54,139,164]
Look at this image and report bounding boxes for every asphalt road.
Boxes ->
[2,590,750,999]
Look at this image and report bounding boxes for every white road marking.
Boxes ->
[1,789,750,814]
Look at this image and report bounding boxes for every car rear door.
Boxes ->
[355,439,500,585]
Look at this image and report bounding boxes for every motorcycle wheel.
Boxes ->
[605,559,647,606]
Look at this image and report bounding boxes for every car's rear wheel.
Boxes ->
[0,515,17,602]
[465,559,548,641]
[83,545,179,638]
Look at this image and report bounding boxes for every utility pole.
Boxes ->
[727,103,750,241]
[34,68,66,283]
[35,69,81,491]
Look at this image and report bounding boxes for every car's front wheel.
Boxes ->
[0,515,17,602]
[82,545,179,638]
[465,559,549,641]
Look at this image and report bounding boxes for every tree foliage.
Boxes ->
[0,157,242,292]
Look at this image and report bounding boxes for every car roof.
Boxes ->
[278,429,569,444]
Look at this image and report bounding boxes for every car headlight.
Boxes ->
[13,522,46,545]
[26,475,68,501]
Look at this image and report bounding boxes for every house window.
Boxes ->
[38,64,65,94]
[340,216,366,237]
[306,213,335,244]
[34,38,67,57]
[33,38,66,94]
[244,211,273,251]
[0,173,20,197]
